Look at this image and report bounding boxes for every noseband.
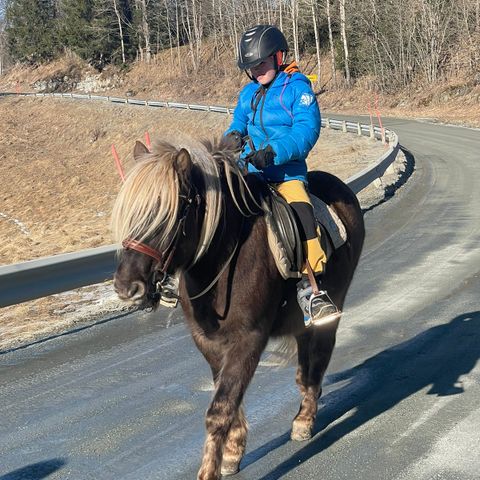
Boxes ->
[122,238,176,275]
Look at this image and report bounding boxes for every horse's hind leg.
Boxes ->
[221,405,247,476]
[292,324,338,441]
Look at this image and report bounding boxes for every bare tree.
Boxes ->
[326,0,337,86]
[164,0,175,68]
[0,1,4,75]
[290,0,300,62]
[111,0,126,63]
[310,0,321,83]
[139,0,152,63]
[412,0,456,83]
[339,0,350,85]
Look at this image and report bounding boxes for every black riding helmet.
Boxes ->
[237,25,288,70]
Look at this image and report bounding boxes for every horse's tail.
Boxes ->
[260,336,298,368]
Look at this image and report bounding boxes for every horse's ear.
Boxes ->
[174,148,193,176]
[133,141,150,161]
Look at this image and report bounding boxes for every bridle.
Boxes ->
[120,185,246,303]
[121,190,200,301]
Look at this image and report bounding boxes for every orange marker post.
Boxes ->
[111,144,125,182]
[145,131,151,150]
[374,94,386,144]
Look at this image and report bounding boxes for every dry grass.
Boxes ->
[0,96,388,352]
[0,96,384,265]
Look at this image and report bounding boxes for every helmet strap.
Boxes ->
[244,70,256,82]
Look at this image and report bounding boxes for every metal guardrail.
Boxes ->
[0,245,117,307]
[0,92,399,307]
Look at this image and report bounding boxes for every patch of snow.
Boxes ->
[0,212,30,236]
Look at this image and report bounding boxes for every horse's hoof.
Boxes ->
[291,424,312,441]
[221,461,240,476]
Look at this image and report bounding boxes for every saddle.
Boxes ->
[262,188,347,280]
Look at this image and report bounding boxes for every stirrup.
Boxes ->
[306,290,341,328]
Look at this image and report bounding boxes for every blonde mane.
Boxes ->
[111,139,217,264]
[111,137,262,266]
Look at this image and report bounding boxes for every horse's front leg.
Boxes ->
[197,331,266,480]
[221,405,247,476]
[292,324,338,441]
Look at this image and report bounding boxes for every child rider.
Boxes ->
[225,24,341,327]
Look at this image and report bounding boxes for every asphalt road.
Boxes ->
[1,118,479,480]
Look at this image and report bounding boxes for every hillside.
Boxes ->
[1,52,479,128]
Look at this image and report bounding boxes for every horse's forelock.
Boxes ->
[111,138,224,264]
[111,146,181,249]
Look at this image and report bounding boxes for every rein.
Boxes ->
[188,214,245,300]
[188,237,240,300]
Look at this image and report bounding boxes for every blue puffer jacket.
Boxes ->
[226,70,321,183]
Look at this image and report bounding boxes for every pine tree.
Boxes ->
[57,0,95,60]
[5,0,58,62]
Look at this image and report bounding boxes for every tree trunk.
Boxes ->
[139,0,151,63]
[311,0,321,84]
[339,0,351,85]
[279,0,284,32]
[326,0,337,86]
[164,0,174,69]
[183,0,197,71]
[112,0,126,64]
[291,0,300,62]
[175,0,181,70]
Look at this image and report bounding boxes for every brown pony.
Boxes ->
[111,136,365,480]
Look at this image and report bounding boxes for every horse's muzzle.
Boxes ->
[113,278,147,304]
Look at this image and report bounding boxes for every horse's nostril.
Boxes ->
[128,281,146,300]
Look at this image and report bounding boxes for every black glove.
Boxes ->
[224,130,245,151]
[245,145,276,170]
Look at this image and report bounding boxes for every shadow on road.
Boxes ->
[247,311,480,479]
[0,459,66,480]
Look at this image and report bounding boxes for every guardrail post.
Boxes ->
[369,124,375,139]
[342,121,347,133]
[325,118,330,129]
[357,122,362,136]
